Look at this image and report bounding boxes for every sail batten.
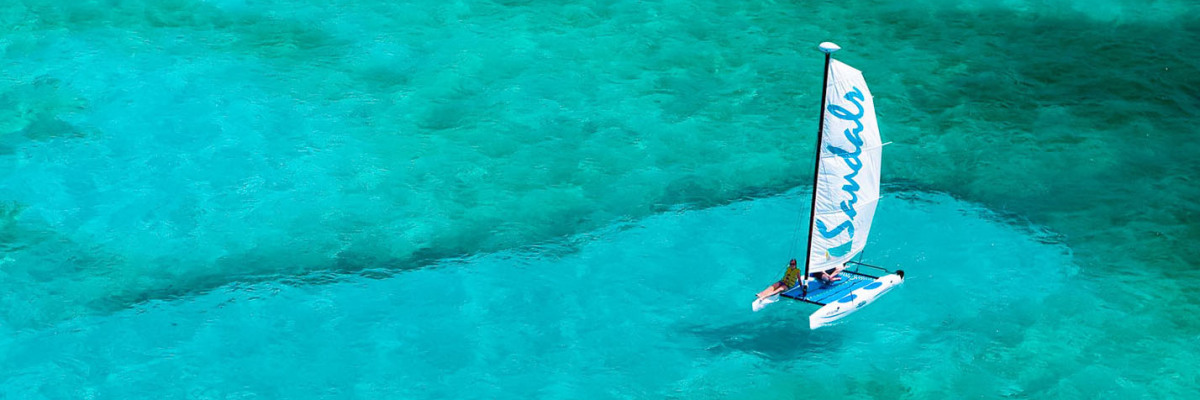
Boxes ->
[806,59,883,271]
[811,198,881,216]
[819,144,885,159]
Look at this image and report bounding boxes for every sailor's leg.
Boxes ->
[757,281,786,299]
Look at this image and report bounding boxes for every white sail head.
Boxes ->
[807,59,883,272]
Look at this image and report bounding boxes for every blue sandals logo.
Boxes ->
[815,87,866,257]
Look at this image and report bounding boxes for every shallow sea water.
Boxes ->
[4,192,1092,398]
[1,0,1198,398]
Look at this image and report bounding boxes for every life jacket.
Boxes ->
[781,264,801,288]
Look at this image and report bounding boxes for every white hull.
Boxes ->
[809,273,903,329]
[751,294,779,312]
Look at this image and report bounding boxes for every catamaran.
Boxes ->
[752,42,904,329]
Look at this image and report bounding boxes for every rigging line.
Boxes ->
[788,188,809,259]
[853,244,866,273]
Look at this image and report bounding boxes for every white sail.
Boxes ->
[806,59,882,272]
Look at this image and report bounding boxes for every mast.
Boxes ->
[802,42,841,285]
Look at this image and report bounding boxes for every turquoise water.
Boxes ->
[4,193,1088,398]
[2,0,1198,398]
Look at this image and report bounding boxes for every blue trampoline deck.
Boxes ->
[780,270,879,306]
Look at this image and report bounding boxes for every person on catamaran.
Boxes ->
[756,259,803,300]
[811,264,847,283]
